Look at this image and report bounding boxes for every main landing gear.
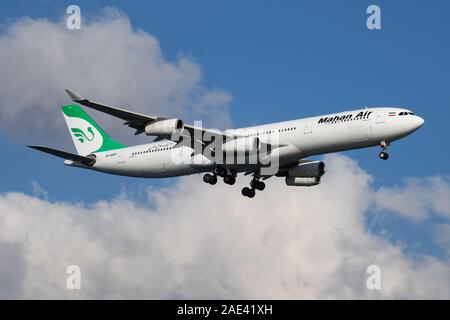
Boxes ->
[203,167,266,199]
[203,173,217,185]
[241,179,265,198]
[223,175,236,185]
[379,141,390,160]
[203,168,236,186]
[241,187,255,198]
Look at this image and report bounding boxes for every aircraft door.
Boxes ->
[364,110,375,139]
[375,111,385,124]
[304,122,312,134]
[117,151,126,165]
[366,122,374,139]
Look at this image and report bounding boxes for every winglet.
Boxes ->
[65,89,84,102]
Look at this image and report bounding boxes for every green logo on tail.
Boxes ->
[71,127,95,143]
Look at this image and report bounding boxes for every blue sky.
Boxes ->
[0,1,449,261]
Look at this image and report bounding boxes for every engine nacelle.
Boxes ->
[221,137,260,153]
[288,161,326,178]
[285,176,321,187]
[144,119,184,136]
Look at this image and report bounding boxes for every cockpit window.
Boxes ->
[399,112,405,116]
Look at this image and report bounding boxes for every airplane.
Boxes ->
[28,89,424,198]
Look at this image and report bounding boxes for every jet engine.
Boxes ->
[287,161,326,178]
[221,137,260,153]
[144,119,184,136]
[282,161,326,187]
[285,176,321,187]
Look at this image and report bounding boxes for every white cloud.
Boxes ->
[0,7,449,300]
[29,180,48,199]
[434,224,450,257]
[0,154,449,299]
[0,9,232,148]
[373,176,450,222]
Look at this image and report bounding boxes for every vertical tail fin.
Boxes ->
[61,104,126,156]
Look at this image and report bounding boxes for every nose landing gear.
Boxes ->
[379,141,390,160]
[379,151,389,160]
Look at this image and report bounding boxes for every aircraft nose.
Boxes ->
[414,115,425,129]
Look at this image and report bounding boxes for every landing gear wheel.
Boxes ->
[203,174,211,183]
[250,180,265,191]
[203,173,217,185]
[242,187,256,198]
[379,151,389,160]
[224,175,236,185]
[379,141,390,160]
[242,187,250,197]
[214,167,227,177]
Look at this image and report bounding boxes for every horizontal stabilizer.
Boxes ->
[28,145,96,166]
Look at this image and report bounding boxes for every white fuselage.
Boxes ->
[71,107,424,178]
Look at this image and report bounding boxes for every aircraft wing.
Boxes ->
[28,145,96,166]
[65,89,236,141]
